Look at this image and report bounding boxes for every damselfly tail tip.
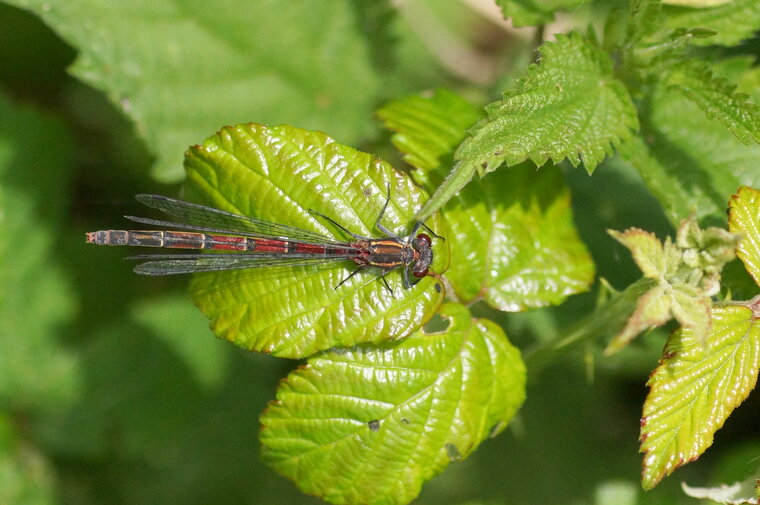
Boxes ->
[85,231,98,244]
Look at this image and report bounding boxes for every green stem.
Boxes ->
[525,277,655,380]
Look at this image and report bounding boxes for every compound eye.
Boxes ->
[417,233,432,246]
[413,267,429,278]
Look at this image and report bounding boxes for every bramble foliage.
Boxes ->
[1,1,759,505]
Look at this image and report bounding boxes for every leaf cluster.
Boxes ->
[1,1,760,505]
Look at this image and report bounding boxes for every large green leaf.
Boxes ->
[417,32,638,219]
[445,163,594,310]
[728,186,760,286]
[5,0,382,181]
[620,60,760,226]
[260,303,526,505]
[663,0,760,46]
[0,91,79,413]
[185,123,448,359]
[379,90,594,310]
[640,305,760,490]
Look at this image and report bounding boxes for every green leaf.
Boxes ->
[185,123,448,359]
[6,0,382,182]
[260,303,526,505]
[445,163,595,311]
[640,305,760,490]
[625,0,666,49]
[131,295,229,390]
[525,277,657,375]
[663,0,760,46]
[0,91,79,413]
[460,31,637,174]
[619,62,760,225]
[377,89,483,189]
[494,0,586,27]
[417,32,638,219]
[728,186,760,286]
[378,90,594,310]
[665,60,760,146]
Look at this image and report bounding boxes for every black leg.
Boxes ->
[375,183,396,237]
[335,266,366,289]
[380,271,394,296]
[309,209,362,239]
[411,220,444,240]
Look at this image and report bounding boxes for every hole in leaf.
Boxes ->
[422,313,449,334]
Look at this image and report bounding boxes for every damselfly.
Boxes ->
[86,190,440,291]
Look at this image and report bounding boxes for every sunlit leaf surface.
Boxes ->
[185,123,448,359]
[640,305,760,489]
[260,303,526,505]
[728,186,760,285]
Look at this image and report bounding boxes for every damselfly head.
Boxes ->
[412,233,433,278]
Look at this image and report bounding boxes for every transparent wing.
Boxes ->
[128,252,355,276]
[134,194,351,245]
[122,216,358,253]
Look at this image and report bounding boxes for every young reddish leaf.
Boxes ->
[640,305,760,489]
[184,124,448,359]
[260,303,526,505]
[607,221,739,352]
[609,229,679,280]
[728,186,760,285]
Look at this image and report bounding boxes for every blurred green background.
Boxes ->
[1,1,758,504]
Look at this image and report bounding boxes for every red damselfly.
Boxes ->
[86,189,440,292]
